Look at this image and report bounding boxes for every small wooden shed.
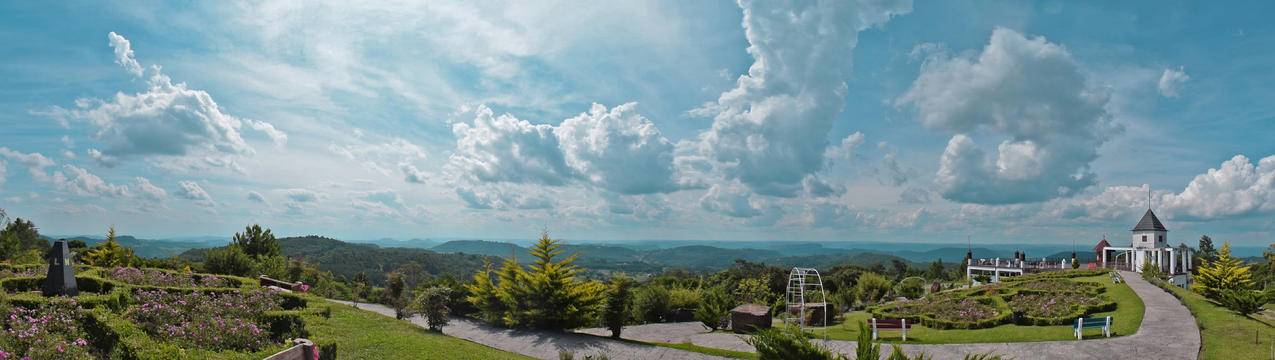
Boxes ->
[730,303,771,333]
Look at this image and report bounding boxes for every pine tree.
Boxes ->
[468,232,604,330]
[602,274,634,338]
[82,226,135,267]
[465,262,508,324]
[1193,242,1253,301]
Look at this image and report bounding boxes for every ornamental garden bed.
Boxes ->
[0,266,315,359]
[870,269,1116,330]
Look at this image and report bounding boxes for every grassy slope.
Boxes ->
[808,274,1145,343]
[304,300,531,360]
[1158,283,1274,360]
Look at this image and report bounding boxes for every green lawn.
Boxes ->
[305,300,531,360]
[806,274,1145,344]
[1157,283,1275,360]
[648,341,758,359]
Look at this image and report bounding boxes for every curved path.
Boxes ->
[328,300,730,360]
[577,271,1200,359]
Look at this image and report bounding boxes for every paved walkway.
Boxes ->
[577,271,1201,359]
[328,300,730,360]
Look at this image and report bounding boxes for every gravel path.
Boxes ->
[327,300,731,360]
[577,271,1201,359]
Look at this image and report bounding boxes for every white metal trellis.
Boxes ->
[783,267,827,332]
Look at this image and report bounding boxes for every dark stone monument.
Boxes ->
[42,240,78,297]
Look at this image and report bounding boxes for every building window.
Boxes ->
[1142,235,1147,242]
[1158,236,1163,242]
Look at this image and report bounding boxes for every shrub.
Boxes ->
[632,285,671,323]
[896,277,927,300]
[105,267,229,288]
[855,321,880,360]
[81,226,137,267]
[414,286,453,331]
[695,286,732,331]
[668,287,701,311]
[0,298,94,360]
[747,326,846,360]
[127,288,283,351]
[204,245,255,277]
[734,275,774,305]
[1220,289,1266,316]
[856,272,893,305]
[602,275,633,338]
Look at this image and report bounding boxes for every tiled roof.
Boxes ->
[1132,209,1167,231]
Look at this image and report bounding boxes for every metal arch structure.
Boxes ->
[783,267,827,331]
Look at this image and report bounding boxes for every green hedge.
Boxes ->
[263,310,309,340]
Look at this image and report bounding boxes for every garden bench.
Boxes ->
[1074,316,1111,339]
[870,318,911,341]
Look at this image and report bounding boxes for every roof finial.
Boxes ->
[1147,186,1152,210]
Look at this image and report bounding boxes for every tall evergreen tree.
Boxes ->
[1198,235,1217,261]
[233,224,280,258]
[465,262,508,324]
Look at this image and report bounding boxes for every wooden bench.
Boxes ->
[1074,316,1112,339]
[870,318,911,341]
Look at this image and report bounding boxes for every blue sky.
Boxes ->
[1,0,1272,246]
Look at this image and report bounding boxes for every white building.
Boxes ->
[1098,209,1193,287]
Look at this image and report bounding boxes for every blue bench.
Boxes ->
[1074,316,1112,339]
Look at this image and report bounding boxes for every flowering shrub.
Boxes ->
[106,267,229,288]
[0,298,94,360]
[1008,292,1102,318]
[127,289,282,351]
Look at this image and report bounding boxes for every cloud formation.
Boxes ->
[448,103,681,199]
[1161,154,1275,219]
[898,28,1117,204]
[176,181,214,207]
[107,32,143,77]
[1157,67,1189,98]
[690,0,911,197]
[51,33,286,172]
[133,177,167,201]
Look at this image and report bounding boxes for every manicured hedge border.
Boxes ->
[0,266,310,359]
[871,269,1117,329]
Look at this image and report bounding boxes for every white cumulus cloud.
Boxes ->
[108,32,143,77]
[689,0,911,197]
[1161,154,1275,219]
[50,33,287,172]
[898,28,1117,204]
[176,181,214,207]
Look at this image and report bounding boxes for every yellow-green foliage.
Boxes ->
[668,287,702,310]
[467,232,604,330]
[1192,242,1252,300]
[82,226,137,267]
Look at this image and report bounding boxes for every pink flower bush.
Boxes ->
[0,298,94,360]
[127,289,283,351]
[1009,292,1103,318]
[106,267,229,288]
